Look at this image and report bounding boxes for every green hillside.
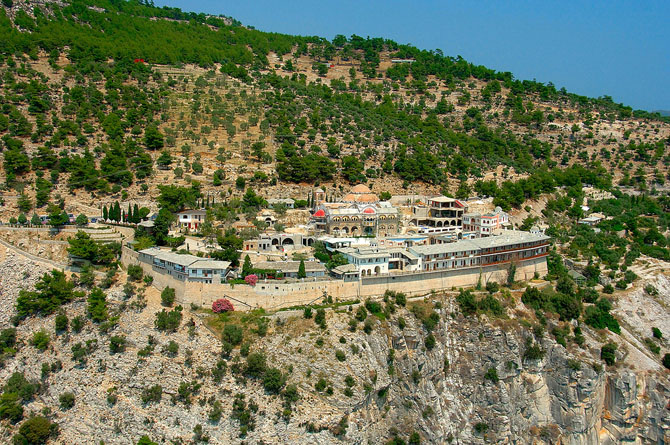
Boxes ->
[0,0,668,214]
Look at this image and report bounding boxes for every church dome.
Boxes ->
[342,184,379,203]
[351,184,372,194]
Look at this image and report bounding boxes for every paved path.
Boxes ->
[0,238,105,277]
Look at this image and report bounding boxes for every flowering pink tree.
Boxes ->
[244,274,258,286]
[212,298,234,313]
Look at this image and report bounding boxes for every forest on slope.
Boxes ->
[0,0,668,224]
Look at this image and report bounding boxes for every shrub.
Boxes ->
[161,287,176,306]
[263,368,285,393]
[314,378,327,392]
[573,325,585,346]
[208,400,223,422]
[245,352,267,378]
[0,393,23,423]
[485,281,499,294]
[652,327,663,339]
[123,283,136,299]
[244,274,258,286]
[30,331,49,351]
[578,287,599,303]
[54,312,68,333]
[552,325,570,347]
[425,334,436,351]
[364,299,383,315]
[1,373,38,423]
[0,328,17,352]
[155,306,183,332]
[644,338,660,355]
[663,353,670,370]
[602,284,614,294]
[645,285,658,296]
[16,270,78,319]
[601,342,617,366]
[86,287,108,323]
[127,265,143,282]
[211,360,227,383]
[478,293,505,317]
[567,359,581,370]
[484,367,499,383]
[523,338,545,361]
[335,350,346,362]
[474,422,488,434]
[106,388,118,406]
[315,308,326,329]
[13,416,56,444]
[71,316,84,333]
[409,302,440,331]
[584,299,620,334]
[283,384,299,405]
[456,290,477,316]
[109,336,126,354]
[164,340,179,357]
[141,385,162,404]
[355,305,368,322]
[363,318,374,334]
[59,392,75,410]
[303,307,313,319]
[222,324,243,345]
[521,286,548,311]
[212,298,234,313]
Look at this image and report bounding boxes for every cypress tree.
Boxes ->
[242,255,253,278]
[133,204,140,223]
[113,201,121,222]
[298,259,306,279]
[127,204,132,222]
[103,205,108,221]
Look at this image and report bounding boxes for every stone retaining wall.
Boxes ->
[121,246,547,310]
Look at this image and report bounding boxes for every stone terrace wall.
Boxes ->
[121,247,547,310]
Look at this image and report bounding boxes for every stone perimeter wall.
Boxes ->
[122,247,547,310]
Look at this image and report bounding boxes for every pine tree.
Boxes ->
[103,205,108,221]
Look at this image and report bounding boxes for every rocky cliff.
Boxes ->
[0,245,668,444]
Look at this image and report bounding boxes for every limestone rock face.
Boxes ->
[0,247,669,444]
